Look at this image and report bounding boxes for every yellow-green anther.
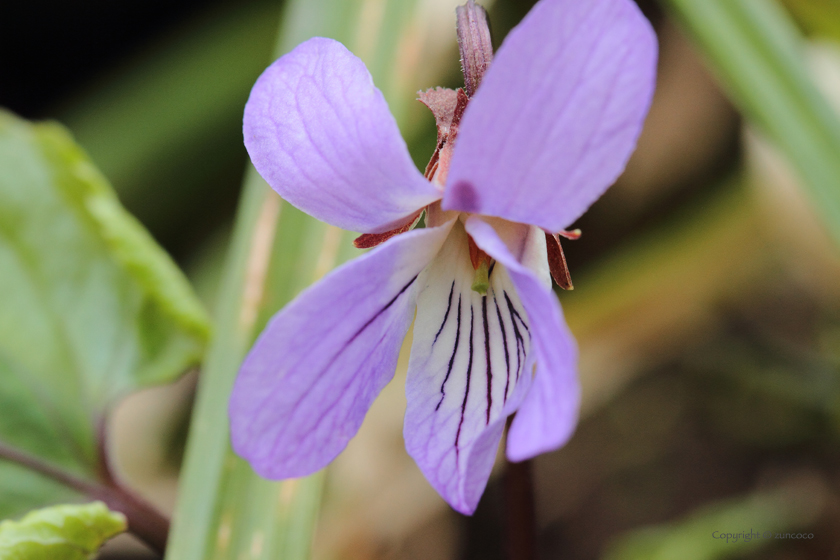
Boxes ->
[471,260,490,295]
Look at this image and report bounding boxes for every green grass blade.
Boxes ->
[166,1,463,558]
[663,0,840,245]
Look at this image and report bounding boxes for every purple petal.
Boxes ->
[230,222,454,478]
[244,37,441,233]
[464,217,580,462]
[404,220,535,514]
[443,0,658,232]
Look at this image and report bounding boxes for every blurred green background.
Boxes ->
[2,0,840,559]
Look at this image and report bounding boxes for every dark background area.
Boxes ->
[0,0,226,118]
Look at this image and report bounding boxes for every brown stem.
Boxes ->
[96,416,170,554]
[0,440,169,555]
[504,416,537,560]
[87,481,170,555]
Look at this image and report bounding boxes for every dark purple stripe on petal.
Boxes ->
[504,291,531,334]
[504,291,526,382]
[455,304,475,457]
[433,281,456,345]
[349,275,418,344]
[482,296,492,424]
[436,294,462,411]
[492,291,512,404]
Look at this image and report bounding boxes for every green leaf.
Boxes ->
[662,0,840,246]
[0,465,79,523]
[0,110,209,514]
[0,502,126,560]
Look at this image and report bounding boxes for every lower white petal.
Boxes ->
[465,217,580,464]
[404,220,534,514]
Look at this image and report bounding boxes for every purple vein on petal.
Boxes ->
[349,275,419,343]
[482,296,492,425]
[433,281,456,345]
[265,274,419,462]
[455,304,475,460]
[436,294,462,411]
[231,222,454,479]
[503,291,529,384]
[260,274,417,423]
[492,291,512,404]
[243,37,440,233]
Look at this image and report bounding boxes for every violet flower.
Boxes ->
[231,0,656,514]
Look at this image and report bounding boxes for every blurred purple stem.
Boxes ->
[504,419,536,560]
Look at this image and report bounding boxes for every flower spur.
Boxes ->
[230,0,657,514]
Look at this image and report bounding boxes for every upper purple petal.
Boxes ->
[244,37,441,233]
[443,0,658,231]
[465,217,580,462]
[229,222,453,478]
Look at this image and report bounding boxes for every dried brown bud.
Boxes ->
[418,87,469,184]
[418,87,461,139]
[456,0,493,97]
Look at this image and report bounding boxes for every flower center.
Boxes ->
[467,233,493,294]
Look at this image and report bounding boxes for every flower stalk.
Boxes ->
[504,455,536,560]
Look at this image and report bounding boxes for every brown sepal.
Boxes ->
[354,212,422,249]
[545,233,573,290]
[558,229,582,241]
